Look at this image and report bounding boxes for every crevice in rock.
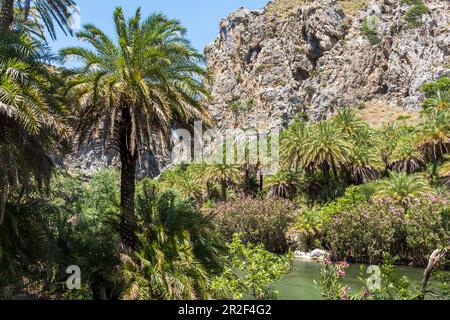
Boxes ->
[293,67,310,82]
[245,43,262,65]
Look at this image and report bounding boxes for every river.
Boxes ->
[275,259,424,300]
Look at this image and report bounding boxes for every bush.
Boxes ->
[403,0,430,29]
[212,234,292,300]
[316,255,425,300]
[210,197,297,252]
[292,184,376,250]
[0,169,121,299]
[121,190,226,300]
[323,195,449,265]
[361,18,380,45]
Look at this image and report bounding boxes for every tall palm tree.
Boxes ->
[61,8,209,249]
[0,0,76,39]
[0,31,67,225]
[203,164,241,202]
[280,119,309,171]
[301,121,352,180]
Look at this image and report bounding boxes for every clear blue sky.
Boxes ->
[51,0,269,54]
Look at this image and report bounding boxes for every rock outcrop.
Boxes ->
[205,0,450,135]
[64,0,450,176]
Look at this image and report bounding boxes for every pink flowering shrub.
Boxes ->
[316,256,424,300]
[210,197,296,252]
[314,256,354,300]
[323,194,449,266]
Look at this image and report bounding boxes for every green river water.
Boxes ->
[274,259,424,300]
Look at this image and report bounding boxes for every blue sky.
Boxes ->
[51,0,269,54]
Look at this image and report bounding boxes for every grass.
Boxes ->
[266,0,306,17]
[265,0,371,17]
[338,0,371,16]
[357,100,422,129]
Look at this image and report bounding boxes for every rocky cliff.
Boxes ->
[205,0,449,134]
[65,0,450,176]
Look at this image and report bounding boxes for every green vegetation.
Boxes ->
[337,0,371,16]
[211,197,296,252]
[212,234,292,300]
[60,7,209,250]
[316,255,432,300]
[361,19,380,45]
[402,0,430,29]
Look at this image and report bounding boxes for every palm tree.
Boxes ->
[265,171,298,199]
[203,164,241,202]
[374,171,432,208]
[0,0,76,39]
[343,124,384,183]
[281,119,308,171]
[389,134,425,173]
[159,167,204,203]
[61,8,209,249]
[301,121,352,180]
[0,31,67,225]
[347,143,383,184]
[416,109,450,162]
[333,107,365,137]
[122,190,224,299]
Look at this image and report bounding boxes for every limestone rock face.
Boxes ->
[65,0,450,177]
[205,0,450,135]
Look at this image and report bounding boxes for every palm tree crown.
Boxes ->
[0,0,77,39]
[374,171,432,207]
[0,31,67,224]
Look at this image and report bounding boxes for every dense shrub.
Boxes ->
[0,169,121,299]
[210,197,297,252]
[121,190,226,300]
[292,184,376,250]
[323,194,449,265]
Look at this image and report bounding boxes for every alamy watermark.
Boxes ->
[66,265,81,290]
[171,121,280,175]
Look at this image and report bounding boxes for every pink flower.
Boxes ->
[341,286,350,300]
[363,290,370,298]
[338,269,346,278]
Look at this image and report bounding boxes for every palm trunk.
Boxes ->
[259,171,263,193]
[0,190,6,226]
[0,176,7,226]
[220,179,227,202]
[0,0,15,32]
[119,107,138,251]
